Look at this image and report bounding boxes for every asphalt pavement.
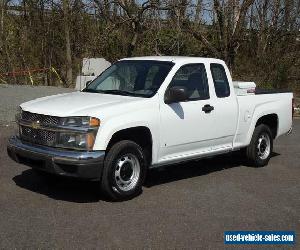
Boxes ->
[0,121,299,249]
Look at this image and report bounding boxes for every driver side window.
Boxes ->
[168,64,210,100]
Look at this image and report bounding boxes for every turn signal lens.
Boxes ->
[89,117,100,127]
[86,133,96,150]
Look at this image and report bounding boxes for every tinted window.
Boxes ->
[168,64,209,100]
[85,60,174,97]
[210,63,230,98]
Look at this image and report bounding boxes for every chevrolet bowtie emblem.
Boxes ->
[32,120,40,129]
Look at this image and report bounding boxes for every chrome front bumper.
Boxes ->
[7,136,105,179]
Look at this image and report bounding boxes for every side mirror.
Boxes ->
[164,86,188,104]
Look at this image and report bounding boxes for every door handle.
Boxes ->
[202,104,214,113]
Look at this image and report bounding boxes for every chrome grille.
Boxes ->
[20,111,59,146]
[20,126,56,146]
[21,111,59,126]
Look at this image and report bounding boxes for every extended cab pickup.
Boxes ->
[7,57,294,200]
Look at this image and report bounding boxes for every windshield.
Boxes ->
[83,60,174,97]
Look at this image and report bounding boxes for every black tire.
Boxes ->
[245,124,273,167]
[101,140,147,201]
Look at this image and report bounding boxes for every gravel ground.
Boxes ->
[0,84,73,125]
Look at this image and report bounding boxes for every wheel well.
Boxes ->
[255,114,278,139]
[107,126,153,165]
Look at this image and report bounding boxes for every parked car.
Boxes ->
[7,57,294,200]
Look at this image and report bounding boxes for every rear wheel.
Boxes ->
[245,124,273,167]
[101,140,147,201]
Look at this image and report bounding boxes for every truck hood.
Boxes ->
[20,91,144,117]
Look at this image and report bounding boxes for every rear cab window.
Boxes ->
[210,63,230,98]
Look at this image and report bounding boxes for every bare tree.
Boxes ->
[0,0,299,90]
[62,0,72,86]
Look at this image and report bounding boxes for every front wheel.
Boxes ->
[245,124,273,167]
[100,140,147,201]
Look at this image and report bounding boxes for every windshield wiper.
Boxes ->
[82,88,148,97]
[102,89,136,96]
[81,88,104,93]
[101,89,149,97]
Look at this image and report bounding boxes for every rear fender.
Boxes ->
[245,102,278,145]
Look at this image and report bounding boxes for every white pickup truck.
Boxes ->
[8,56,294,200]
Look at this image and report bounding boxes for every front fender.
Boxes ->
[92,100,160,163]
[95,119,153,150]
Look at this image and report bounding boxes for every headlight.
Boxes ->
[60,117,100,127]
[57,116,100,150]
[57,132,96,150]
[57,117,100,150]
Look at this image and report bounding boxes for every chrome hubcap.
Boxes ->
[114,154,140,191]
[257,133,271,160]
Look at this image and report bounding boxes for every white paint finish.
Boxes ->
[20,91,142,117]
[94,96,161,163]
[159,99,217,162]
[233,92,293,148]
[233,81,256,88]
[233,81,256,96]
[206,60,239,150]
[19,56,293,166]
[158,60,238,163]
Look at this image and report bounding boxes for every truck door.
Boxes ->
[208,63,238,150]
[159,63,218,162]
